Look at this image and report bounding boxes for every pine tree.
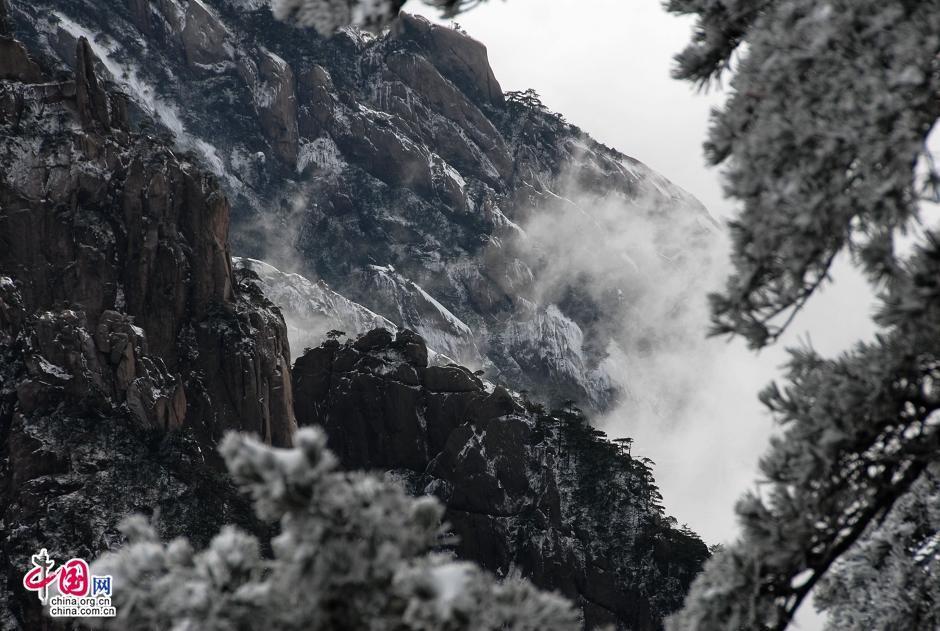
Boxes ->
[268,0,482,33]
[662,1,940,629]
[270,0,406,33]
[87,428,580,631]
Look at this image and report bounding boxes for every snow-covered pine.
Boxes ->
[664,1,940,629]
[667,241,940,627]
[668,0,940,348]
[814,464,940,630]
[87,428,580,631]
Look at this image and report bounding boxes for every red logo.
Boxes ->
[58,559,90,596]
[23,550,92,603]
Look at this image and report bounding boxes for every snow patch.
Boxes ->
[235,257,395,352]
[297,136,345,175]
[369,265,472,337]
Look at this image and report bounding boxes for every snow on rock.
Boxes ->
[296,135,345,175]
[235,257,466,367]
[46,11,228,177]
[494,303,616,410]
[364,264,479,365]
[234,257,394,352]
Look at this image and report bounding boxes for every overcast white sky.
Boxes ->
[411,1,882,626]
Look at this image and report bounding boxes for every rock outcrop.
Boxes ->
[238,47,299,166]
[390,12,505,108]
[294,329,710,630]
[0,27,291,628]
[0,39,40,81]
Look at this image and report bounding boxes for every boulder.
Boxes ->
[423,364,484,393]
[391,13,505,108]
[332,109,434,194]
[394,328,428,367]
[385,50,511,182]
[353,326,394,351]
[297,63,339,137]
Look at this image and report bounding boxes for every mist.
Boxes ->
[498,156,769,542]
[411,0,881,554]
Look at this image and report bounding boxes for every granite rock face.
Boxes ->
[0,29,290,629]
[6,0,717,412]
[294,329,710,630]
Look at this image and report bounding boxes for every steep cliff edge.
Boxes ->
[293,328,709,630]
[0,27,292,628]
[6,1,718,412]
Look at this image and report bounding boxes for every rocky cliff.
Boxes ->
[6,0,718,412]
[0,25,292,628]
[0,4,714,629]
[293,328,709,630]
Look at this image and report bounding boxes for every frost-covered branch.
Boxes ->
[668,233,940,630]
[88,428,579,630]
[668,0,940,349]
[814,465,940,630]
[666,4,940,625]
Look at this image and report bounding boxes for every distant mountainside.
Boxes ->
[7,0,717,412]
[1,2,714,629]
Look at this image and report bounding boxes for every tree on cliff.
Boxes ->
[659,1,940,629]
[270,0,472,33]
[88,428,579,631]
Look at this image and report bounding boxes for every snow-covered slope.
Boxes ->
[234,257,395,352]
[235,257,480,367]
